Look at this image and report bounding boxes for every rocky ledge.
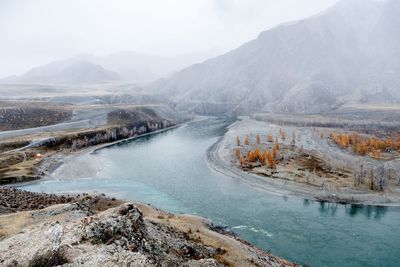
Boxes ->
[0,192,298,267]
[0,187,121,214]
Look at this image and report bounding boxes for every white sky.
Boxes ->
[0,0,338,77]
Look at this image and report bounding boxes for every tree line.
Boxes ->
[330,132,400,158]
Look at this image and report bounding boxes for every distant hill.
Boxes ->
[2,60,122,85]
[0,51,215,85]
[152,0,400,113]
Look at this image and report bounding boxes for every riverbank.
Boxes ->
[32,124,182,181]
[0,100,187,185]
[207,117,400,206]
[0,122,181,186]
[0,188,298,267]
[14,116,400,267]
[0,118,299,265]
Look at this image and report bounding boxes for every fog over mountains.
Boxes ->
[153,0,400,113]
[87,51,215,82]
[2,0,399,114]
[1,60,122,85]
[0,51,214,85]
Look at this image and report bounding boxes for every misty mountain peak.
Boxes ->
[10,59,122,85]
[152,0,400,113]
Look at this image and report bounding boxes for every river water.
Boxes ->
[21,117,400,266]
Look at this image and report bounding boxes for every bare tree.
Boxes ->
[354,161,366,186]
[369,168,375,190]
[375,164,388,191]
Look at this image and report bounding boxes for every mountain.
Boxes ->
[0,51,217,85]
[80,51,217,82]
[5,60,122,85]
[152,0,400,113]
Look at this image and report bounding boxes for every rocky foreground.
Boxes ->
[0,189,298,267]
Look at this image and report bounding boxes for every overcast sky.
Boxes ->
[0,0,338,77]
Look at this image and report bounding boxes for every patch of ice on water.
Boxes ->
[232,225,274,237]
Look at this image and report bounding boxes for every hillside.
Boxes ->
[153,0,400,114]
[4,60,123,85]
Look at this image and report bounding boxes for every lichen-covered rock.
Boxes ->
[78,203,219,266]
[81,203,146,249]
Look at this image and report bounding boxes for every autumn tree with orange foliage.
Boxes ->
[265,149,276,169]
[330,131,400,157]
[330,133,350,149]
[236,136,241,146]
[274,141,280,151]
[267,134,273,143]
[244,136,250,145]
[239,154,245,166]
[234,148,246,166]
[234,148,241,159]
[356,141,367,156]
[259,150,268,162]
[256,134,261,144]
[247,150,257,162]
[247,148,263,163]
[239,145,280,169]
[272,146,278,161]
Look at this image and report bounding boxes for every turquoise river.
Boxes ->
[20,117,400,266]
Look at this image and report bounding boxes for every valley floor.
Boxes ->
[0,115,299,266]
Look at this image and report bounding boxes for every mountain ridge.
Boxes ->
[0,50,217,85]
[152,0,400,114]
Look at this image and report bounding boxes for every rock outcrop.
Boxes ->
[0,199,298,267]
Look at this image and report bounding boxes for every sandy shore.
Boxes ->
[206,117,400,206]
